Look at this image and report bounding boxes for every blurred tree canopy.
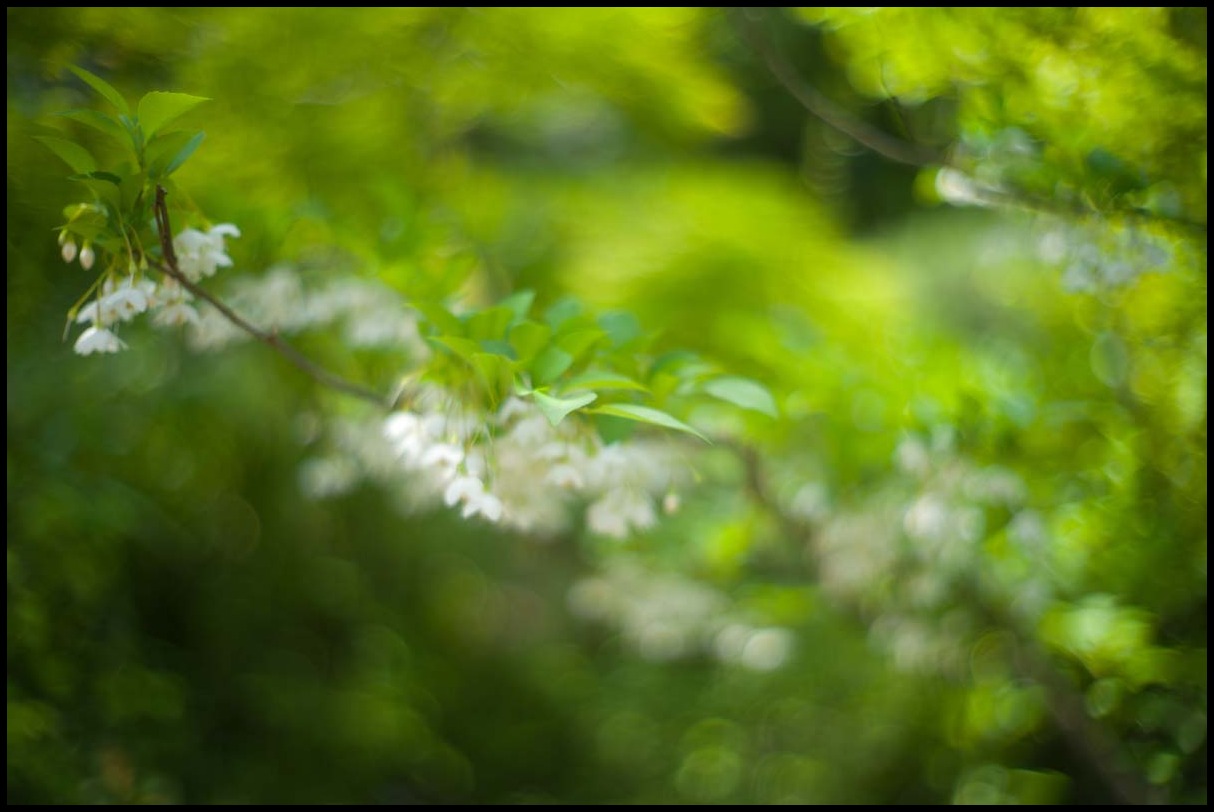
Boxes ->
[7,7,1206,805]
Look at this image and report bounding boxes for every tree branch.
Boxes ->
[153,186,391,410]
[733,8,946,168]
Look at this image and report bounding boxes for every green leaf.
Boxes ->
[56,109,130,146]
[598,311,643,347]
[498,289,536,321]
[146,130,205,179]
[702,376,779,417]
[68,170,122,186]
[464,305,514,342]
[588,403,709,442]
[649,350,703,378]
[117,114,143,154]
[35,136,96,174]
[531,345,574,386]
[544,297,583,329]
[136,91,210,140]
[429,335,481,364]
[68,65,130,115]
[530,390,597,427]
[555,328,606,363]
[62,204,109,239]
[564,370,648,392]
[509,320,551,362]
[471,352,514,406]
[413,300,463,336]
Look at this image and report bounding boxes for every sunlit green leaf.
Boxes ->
[544,296,583,329]
[136,91,210,140]
[564,370,648,392]
[465,305,514,342]
[429,335,481,364]
[555,328,605,363]
[702,376,778,417]
[588,403,709,442]
[531,345,574,386]
[471,352,514,405]
[498,289,536,321]
[598,310,644,347]
[509,320,551,363]
[530,390,597,427]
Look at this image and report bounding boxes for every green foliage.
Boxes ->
[7,6,1207,806]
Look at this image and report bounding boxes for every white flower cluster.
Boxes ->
[568,558,796,669]
[173,224,241,282]
[187,266,427,360]
[812,434,1048,677]
[1041,219,1173,292]
[376,391,688,537]
[67,224,240,356]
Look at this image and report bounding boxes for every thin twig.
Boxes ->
[733,8,945,168]
[153,186,391,410]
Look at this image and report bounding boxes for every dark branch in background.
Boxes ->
[153,185,391,410]
[733,7,946,168]
[735,8,1206,237]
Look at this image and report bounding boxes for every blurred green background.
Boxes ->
[7,8,1206,804]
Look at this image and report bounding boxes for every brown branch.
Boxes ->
[153,186,391,410]
[733,8,946,168]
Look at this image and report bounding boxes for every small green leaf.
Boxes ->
[479,339,516,358]
[464,305,514,342]
[509,320,551,362]
[414,300,463,336]
[555,328,606,363]
[429,335,481,363]
[564,370,648,392]
[56,109,130,146]
[702,376,778,417]
[471,352,514,406]
[649,350,712,380]
[68,65,130,115]
[588,403,709,442]
[532,345,574,386]
[68,170,122,186]
[136,91,210,140]
[35,136,96,174]
[530,390,597,427]
[147,130,205,178]
[498,289,536,321]
[598,311,643,347]
[544,297,583,329]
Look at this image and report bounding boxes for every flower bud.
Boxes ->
[79,244,95,271]
[61,238,78,264]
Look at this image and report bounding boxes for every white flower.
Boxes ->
[174,224,240,282]
[443,474,503,522]
[79,244,95,271]
[421,442,464,478]
[152,301,200,327]
[61,238,78,263]
[546,463,585,490]
[73,325,126,355]
[100,277,153,322]
[587,489,656,539]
